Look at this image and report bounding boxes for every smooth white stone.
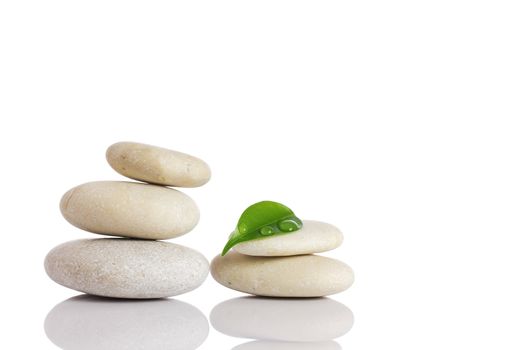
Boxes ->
[44,239,209,298]
[233,341,342,350]
[211,297,353,342]
[45,295,209,350]
[106,141,211,187]
[60,181,199,240]
[234,220,343,256]
[211,252,354,297]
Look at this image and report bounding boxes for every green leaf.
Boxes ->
[221,201,303,256]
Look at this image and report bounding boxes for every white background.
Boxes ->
[1,0,506,349]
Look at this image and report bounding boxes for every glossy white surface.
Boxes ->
[233,341,342,350]
[45,296,209,350]
[1,1,506,349]
[211,297,354,341]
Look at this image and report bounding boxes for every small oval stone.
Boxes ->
[211,297,353,342]
[45,295,209,350]
[106,141,211,187]
[44,239,209,298]
[210,252,354,297]
[60,181,199,240]
[233,220,343,256]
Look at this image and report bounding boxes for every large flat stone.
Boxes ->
[45,239,209,298]
[211,252,354,297]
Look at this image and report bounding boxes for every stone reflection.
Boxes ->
[45,295,209,350]
[211,297,353,349]
[233,340,342,350]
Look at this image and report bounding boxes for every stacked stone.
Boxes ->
[211,220,354,297]
[45,142,211,299]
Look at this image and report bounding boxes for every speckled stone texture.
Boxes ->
[45,239,209,298]
[45,295,209,350]
[60,181,199,240]
[106,141,211,187]
[211,297,354,342]
[211,252,354,297]
[233,220,343,256]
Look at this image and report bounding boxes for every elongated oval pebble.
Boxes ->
[210,252,354,297]
[211,297,353,342]
[233,220,343,256]
[60,181,199,240]
[45,295,209,350]
[44,239,209,298]
[106,141,211,187]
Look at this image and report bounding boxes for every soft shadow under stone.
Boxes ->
[45,295,209,350]
[233,340,342,350]
[211,297,354,342]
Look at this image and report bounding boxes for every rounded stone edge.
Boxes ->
[44,239,211,299]
[210,253,355,298]
[233,220,345,257]
[105,141,212,188]
[58,181,201,240]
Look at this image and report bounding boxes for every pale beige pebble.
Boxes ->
[60,181,199,240]
[210,252,354,297]
[211,297,353,342]
[106,141,211,187]
[44,239,209,299]
[234,220,343,256]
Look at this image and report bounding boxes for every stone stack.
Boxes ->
[45,142,211,299]
[211,220,354,297]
